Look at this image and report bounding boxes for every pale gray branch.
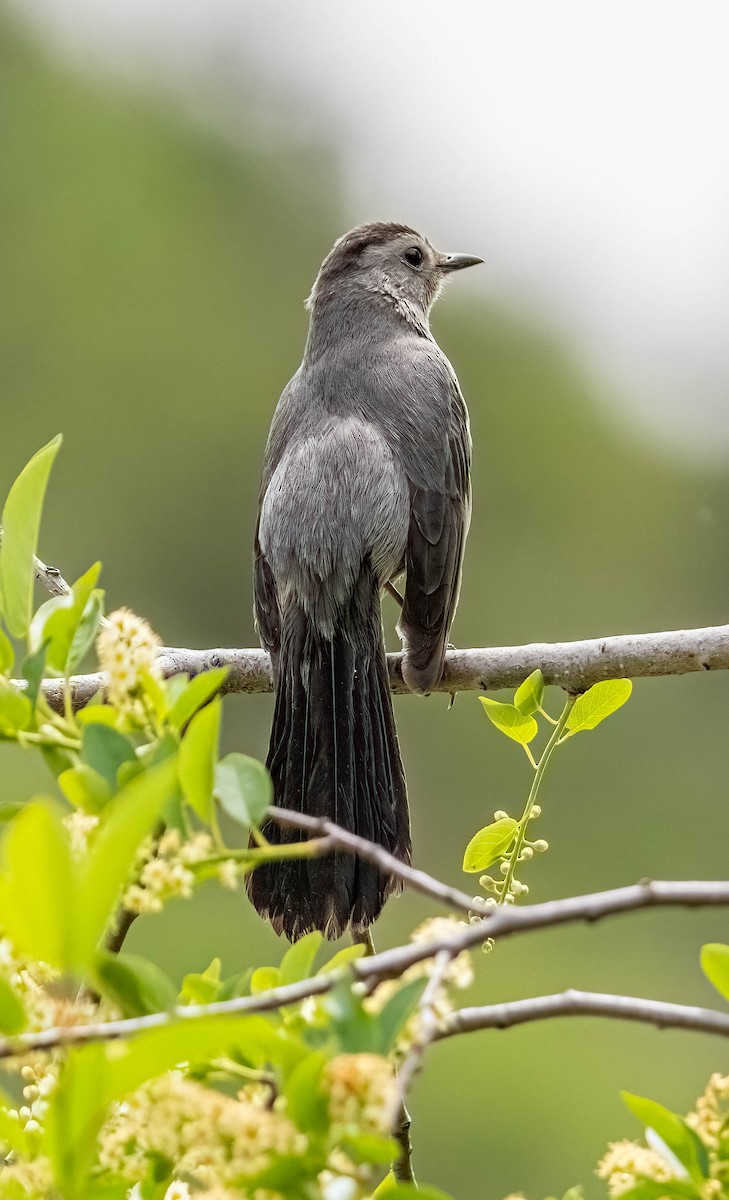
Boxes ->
[438,991,729,1038]
[3,879,729,1060]
[34,622,729,711]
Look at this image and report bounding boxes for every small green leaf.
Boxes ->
[0,799,75,970]
[622,1092,708,1183]
[375,977,427,1054]
[0,434,62,638]
[167,668,229,730]
[180,959,223,1006]
[95,949,177,1017]
[375,1184,454,1200]
[514,669,544,715]
[0,627,13,675]
[480,697,538,744]
[0,678,33,736]
[0,977,27,1034]
[317,943,367,974]
[74,756,179,964]
[463,817,519,872]
[20,640,48,706]
[567,679,632,733]
[340,1132,399,1166]
[58,764,112,813]
[178,697,221,822]
[76,704,118,727]
[700,943,729,1001]
[214,752,272,827]
[67,587,104,674]
[81,723,137,791]
[250,966,281,993]
[279,931,322,986]
[283,1050,329,1133]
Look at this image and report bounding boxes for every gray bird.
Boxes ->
[248,222,481,940]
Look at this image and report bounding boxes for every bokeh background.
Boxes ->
[2,3,729,1197]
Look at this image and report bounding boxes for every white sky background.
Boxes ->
[12,0,729,462]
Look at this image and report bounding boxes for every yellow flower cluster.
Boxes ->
[123,830,213,914]
[96,607,161,712]
[99,1072,304,1188]
[323,1053,398,1137]
[685,1073,729,1150]
[596,1139,677,1197]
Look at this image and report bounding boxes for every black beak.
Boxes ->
[440,252,484,272]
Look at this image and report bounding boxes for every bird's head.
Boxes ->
[307,222,482,327]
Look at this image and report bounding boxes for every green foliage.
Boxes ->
[565,679,633,734]
[469,670,631,906]
[700,943,729,1001]
[0,434,62,638]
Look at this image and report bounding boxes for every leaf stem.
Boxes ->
[499,694,575,902]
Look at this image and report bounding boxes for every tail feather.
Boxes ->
[247,564,410,940]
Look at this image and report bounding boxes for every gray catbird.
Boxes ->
[248,222,481,940]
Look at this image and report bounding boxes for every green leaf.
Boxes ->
[214,752,272,828]
[317,943,367,974]
[283,1050,329,1133]
[29,562,101,674]
[514,669,544,715]
[325,978,378,1053]
[280,931,323,986]
[375,977,428,1054]
[167,667,228,730]
[0,626,13,675]
[20,640,48,706]
[0,434,62,638]
[179,958,223,1006]
[81,723,137,791]
[250,966,281,993]
[95,949,177,1016]
[58,764,112,813]
[68,587,104,674]
[479,697,538,744]
[178,696,221,822]
[621,1092,708,1183]
[0,678,33,736]
[0,977,27,1034]
[76,704,117,727]
[567,679,632,733]
[74,756,179,963]
[340,1132,399,1166]
[375,1183,454,1200]
[462,817,519,872]
[0,1100,30,1157]
[0,799,75,969]
[700,943,729,1001]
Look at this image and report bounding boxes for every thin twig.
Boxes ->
[30,622,729,712]
[437,991,729,1039]
[0,524,72,598]
[269,808,486,917]
[4,879,729,1060]
[396,950,454,1105]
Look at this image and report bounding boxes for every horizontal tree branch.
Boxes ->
[4,878,729,1060]
[36,622,729,711]
[438,990,729,1039]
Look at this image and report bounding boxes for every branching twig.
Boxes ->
[32,623,729,711]
[269,808,486,916]
[4,879,729,1060]
[437,990,729,1039]
[396,950,454,1105]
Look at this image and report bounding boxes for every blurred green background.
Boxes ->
[2,11,729,1199]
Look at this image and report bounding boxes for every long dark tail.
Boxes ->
[247,564,410,940]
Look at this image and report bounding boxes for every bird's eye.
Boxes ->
[404,246,424,267]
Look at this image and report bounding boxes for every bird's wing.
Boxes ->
[397,354,472,694]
